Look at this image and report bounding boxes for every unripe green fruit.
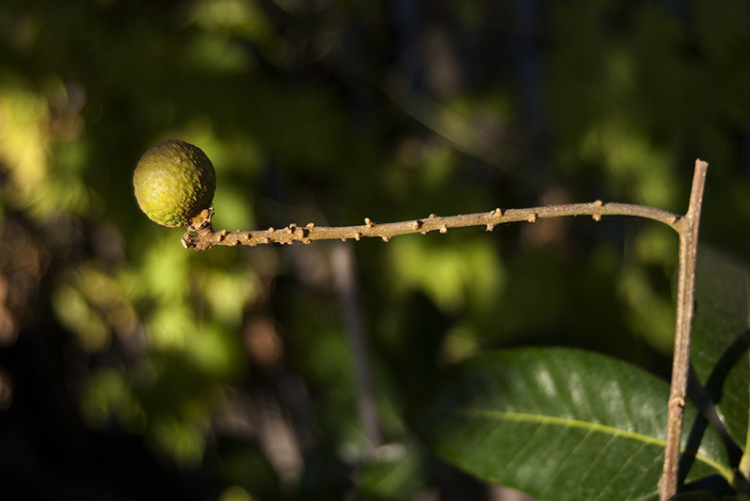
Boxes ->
[133,139,216,228]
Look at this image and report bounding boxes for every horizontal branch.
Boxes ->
[183,201,681,251]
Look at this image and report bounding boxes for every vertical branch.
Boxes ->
[331,243,383,450]
[659,159,708,500]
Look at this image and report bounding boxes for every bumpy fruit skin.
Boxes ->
[133,139,216,228]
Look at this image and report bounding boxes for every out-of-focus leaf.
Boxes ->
[52,284,110,351]
[216,437,279,499]
[217,485,255,501]
[182,0,272,42]
[690,246,750,449]
[388,236,503,314]
[185,323,246,380]
[357,443,426,500]
[580,119,677,208]
[140,236,191,302]
[619,263,676,353]
[194,266,258,326]
[80,368,147,433]
[409,348,731,501]
[0,81,49,205]
[149,413,206,468]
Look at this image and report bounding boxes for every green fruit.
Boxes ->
[133,139,216,228]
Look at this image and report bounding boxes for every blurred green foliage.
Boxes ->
[0,0,749,500]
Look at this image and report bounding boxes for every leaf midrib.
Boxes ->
[459,408,732,482]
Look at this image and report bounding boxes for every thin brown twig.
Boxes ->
[182,162,709,500]
[182,201,681,251]
[658,159,708,500]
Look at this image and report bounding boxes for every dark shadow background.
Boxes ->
[1,0,749,499]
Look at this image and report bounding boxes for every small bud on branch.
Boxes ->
[181,201,682,252]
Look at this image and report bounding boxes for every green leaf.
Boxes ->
[408,347,731,501]
[690,246,750,448]
[357,443,426,500]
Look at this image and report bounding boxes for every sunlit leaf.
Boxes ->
[194,265,258,326]
[149,414,206,468]
[0,82,49,203]
[218,485,255,501]
[185,323,246,380]
[388,236,503,314]
[409,348,731,501]
[52,284,110,351]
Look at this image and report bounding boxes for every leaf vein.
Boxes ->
[458,408,730,480]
